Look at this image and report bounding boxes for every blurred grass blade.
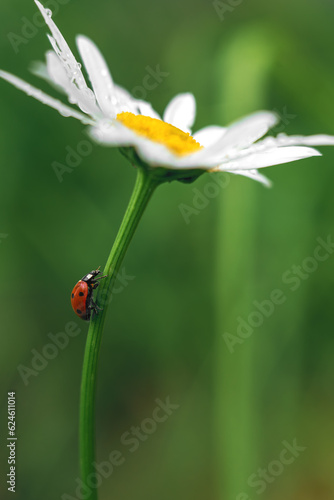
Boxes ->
[213,25,278,500]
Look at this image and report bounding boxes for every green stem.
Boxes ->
[79,166,160,499]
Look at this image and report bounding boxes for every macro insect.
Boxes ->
[71,268,106,321]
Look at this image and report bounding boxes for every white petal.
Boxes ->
[216,146,321,171]
[113,84,133,103]
[193,125,226,147]
[198,111,279,162]
[76,35,116,117]
[299,134,334,146]
[227,169,272,187]
[34,1,101,117]
[30,59,50,82]
[258,133,334,147]
[163,93,196,132]
[30,57,69,94]
[46,51,69,89]
[90,120,136,145]
[112,84,141,114]
[136,100,161,119]
[0,70,94,124]
[35,1,86,89]
[134,139,183,167]
[45,50,102,117]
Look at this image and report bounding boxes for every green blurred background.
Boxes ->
[1,0,334,499]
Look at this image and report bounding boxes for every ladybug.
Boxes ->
[71,268,106,321]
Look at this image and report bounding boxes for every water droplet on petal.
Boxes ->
[59,108,70,117]
[45,8,52,17]
[84,88,96,100]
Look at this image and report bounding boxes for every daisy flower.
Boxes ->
[1,0,334,186]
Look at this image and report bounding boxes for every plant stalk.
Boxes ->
[79,166,160,499]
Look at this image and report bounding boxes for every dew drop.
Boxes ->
[84,88,96,100]
[45,8,52,17]
[59,109,70,117]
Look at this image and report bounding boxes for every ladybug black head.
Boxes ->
[81,268,102,284]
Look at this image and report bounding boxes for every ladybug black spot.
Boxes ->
[79,291,84,296]
[71,293,74,298]
[76,309,82,315]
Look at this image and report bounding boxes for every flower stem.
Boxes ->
[79,166,160,499]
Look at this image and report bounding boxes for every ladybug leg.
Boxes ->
[92,276,107,287]
[89,298,103,317]
[91,275,107,290]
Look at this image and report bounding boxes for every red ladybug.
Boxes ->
[71,268,106,321]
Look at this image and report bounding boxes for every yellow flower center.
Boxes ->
[116,112,202,156]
